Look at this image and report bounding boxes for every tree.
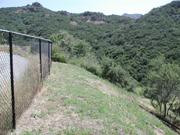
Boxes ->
[146,56,180,117]
[50,30,90,58]
[74,40,90,57]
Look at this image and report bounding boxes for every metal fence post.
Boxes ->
[48,42,50,75]
[51,42,52,67]
[9,32,16,129]
[39,39,42,89]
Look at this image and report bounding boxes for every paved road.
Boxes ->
[0,52,29,93]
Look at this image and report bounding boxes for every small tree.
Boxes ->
[74,40,90,57]
[147,56,180,117]
[50,30,90,58]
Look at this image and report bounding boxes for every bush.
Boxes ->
[68,56,102,76]
[50,31,91,58]
[52,45,62,54]
[101,57,137,91]
[51,45,67,63]
[80,61,102,76]
[52,53,67,63]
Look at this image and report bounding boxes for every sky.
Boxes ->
[0,0,174,15]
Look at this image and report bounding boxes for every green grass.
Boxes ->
[13,62,177,135]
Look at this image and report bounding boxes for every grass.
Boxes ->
[9,62,177,135]
[0,55,40,135]
[14,55,40,118]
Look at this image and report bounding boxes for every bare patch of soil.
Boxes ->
[153,126,165,135]
[70,21,78,25]
[86,19,106,24]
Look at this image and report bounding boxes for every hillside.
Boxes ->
[0,2,133,40]
[95,1,180,83]
[122,13,142,19]
[1,2,180,131]
[1,2,180,84]
[9,62,177,135]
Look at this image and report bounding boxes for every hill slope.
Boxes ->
[1,1,180,85]
[9,62,176,135]
[95,1,180,83]
[0,2,133,40]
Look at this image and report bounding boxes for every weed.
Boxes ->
[38,111,47,118]
[30,113,36,118]
[48,127,54,132]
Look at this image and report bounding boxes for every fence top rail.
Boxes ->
[0,28,52,42]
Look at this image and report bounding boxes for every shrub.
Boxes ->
[50,31,91,58]
[101,57,137,91]
[52,45,62,54]
[52,53,67,63]
[68,56,102,76]
[51,45,67,63]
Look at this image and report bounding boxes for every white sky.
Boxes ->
[0,0,174,15]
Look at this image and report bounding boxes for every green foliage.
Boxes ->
[52,45,62,54]
[101,57,137,91]
[51,31,102,77]
[1,1,180,131]
[52,53,67,63]
[51,45,67,63]
[50,30,90,58]
[1,0,180,94]
[145,56,180,117]
[0,4,133,41]
[94,1,180,83]
[68,55,102,76]
[74,40,90,57]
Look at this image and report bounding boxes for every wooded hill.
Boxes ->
[94,1,180,84]
[0,2,133,39]
[0,1,180,84]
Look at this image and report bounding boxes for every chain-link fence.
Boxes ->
[0,29,52,134]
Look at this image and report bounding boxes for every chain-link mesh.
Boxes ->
[41,41,49,81]
[0,32,12,134]
[0,30,52,134]
[12,35,40,120]
[49,42,52,67]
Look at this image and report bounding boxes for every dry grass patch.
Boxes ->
[9,84,104,135]
[85,78,118,96]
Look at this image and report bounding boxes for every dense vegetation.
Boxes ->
[0,1,180,126]
[0,3,133,39]
[95,1,180,84]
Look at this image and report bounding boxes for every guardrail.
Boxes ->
[0,29,52,134]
